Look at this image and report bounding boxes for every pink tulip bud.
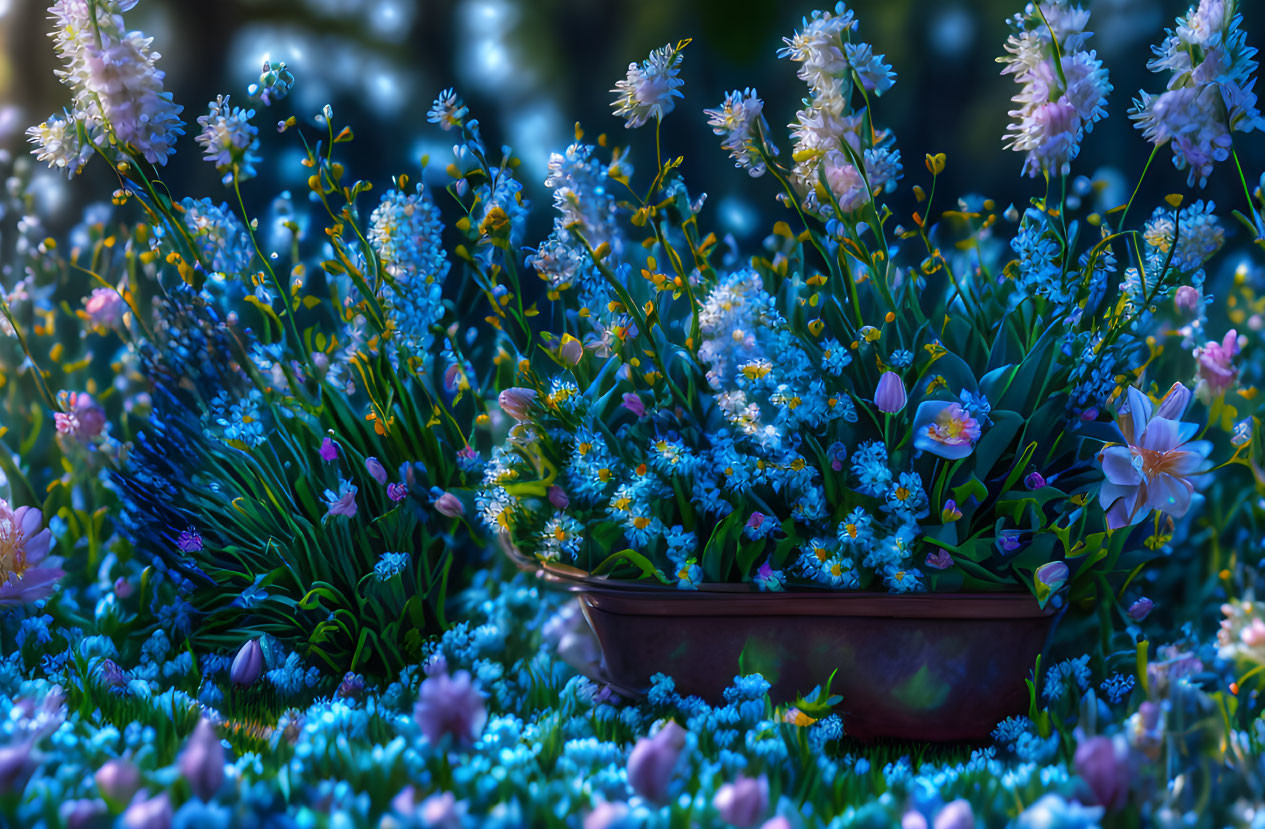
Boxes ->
[498,388,537,421]
[434,492,465,518]
[230,639,264,687]
[365,457,388,485]
[113,577,134,599]
[96,758,141,804]
[713,774,769,828]
[177,718,225,801]
[627,721,687,804]
[1174,285,1200,312]
[874,371,906,413]
[60,799,109,829]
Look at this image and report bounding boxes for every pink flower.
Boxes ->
[498,388,537,421]
[122,790,171,829]
[559,334,584,366]
[873,371,907,414]
[413,669,487,746]
[54,412,80,436]
[912,401,981,460]
[1097,384,1212,530]
[1174,285,1201,312]
[434,492,465,518]
[0,501,63,606]
[1074,734,1133,812]
[83,287,124,328]
[387,483,408,502]
[713,774,769,828]
[627,721,687,804]
[95,758,141,804]
[1194,329,1239,400]
[621,392,646,418]
[319,437,339,462]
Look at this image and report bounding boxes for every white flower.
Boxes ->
[611,43,685,128]
[427,88,468,131]
[25,112,92,176]
[704,89,776,177]
[195,95,260,184]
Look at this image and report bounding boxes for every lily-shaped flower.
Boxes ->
[912,401,982,460]
[1097,384,1212,531]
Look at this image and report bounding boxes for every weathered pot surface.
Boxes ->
[504,540,1057,742]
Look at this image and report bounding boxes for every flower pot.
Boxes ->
[505,542,1058,742]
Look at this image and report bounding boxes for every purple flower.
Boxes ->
[1074,734,1133,812]
[621,392,646,418]
[434,492,465,518]
[627,721,687,804]
[413,669,487,746]
[826,441,847,472]
[114,577,134,599]
[230,639,264,687]
[319,437,339,462]
[177,718,224,802]
[60,799,109,829]
[925,550,953,570]
[1097,384,1212,530]
[912,401,981,459]
[1035,561,1069,603]
[874,371,907,414]
[0,501,64,606]
[933,800,975,829]
[387,482,408,502]
[548,486,570,509]
[941,500,962,521]
[1127,597,1154,621]
[84,287,125,328]
[1024,470,1047,489]
[365,457,388,485]
[559,333,584,366]
[713,774,769,828]
[0,739,37,796]
[337,672,365,699]
[175,527,202,553]
[996,530,1024,555]
[754,561,785,592]
[498,388,537,421]
[323,481,358,519]
[95,758,141,804]
[584,801,631,829]
[123,791,172,829]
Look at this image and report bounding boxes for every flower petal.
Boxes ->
[1099,446,1143,485]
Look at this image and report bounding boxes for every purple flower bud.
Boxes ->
[0,740,37,796]
[498,388,537,421]
[584,801,631,829]
[1074,734,1132,812]
[1024,470,1046,489]
[995,530,1024,555]
[424,653,448,677]
[319,437,339,462]
[177,718,225,801]
[434,492,465,518]
[627,721,687,804]
[175,527,202,554]
[1036,561,1069,592]
[113,577,134,599]
[934,799,975,829]
[1174,285,1200,312]
[621,392,646,418]
[559,334,584,366]
[1154,382,1192,421]
[60,798,109,829]
[548,486,570,509]
[413,669,487,746]
[122,791,171,829]
[941,500,962,521]
[874,371,906,413]
[365,457,388,485]
[387,482,408,502]
[713,774,769,828]
[924,550,953,570]
[95,758,141,804]
[230,639,264,687]
[746,512,765,531]
[1126,597,1154,621]
[97,658,127,690]
[902,812,929,829]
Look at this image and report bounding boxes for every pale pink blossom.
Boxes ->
[1194,329,1239,399]
[0,501,63,605]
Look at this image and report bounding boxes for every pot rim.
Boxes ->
[501,535,1053,618]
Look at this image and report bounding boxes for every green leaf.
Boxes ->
[592,549,672,584]
[974,410,1023,479]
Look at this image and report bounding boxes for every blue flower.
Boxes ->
[850,441,892,496]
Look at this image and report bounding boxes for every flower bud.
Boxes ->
[434,492,465,518]
[95,758,141,804]
[713,774,769,828]
[113,577,134,599]
[874,371,907,413]
[365,457,388,485]
[1074,734,1132,811]
[1174,285,1200,312]
[1154,382,1192,421]
[0,740,37,796]
[413,669,487,745]
[319,437,339,462]
[1035,561,1069,592]
[548,486,570,509]
[559,334,584,366]
[122,791,171,829]
[627,721,687,804]
[60,798,109,829]
[498,388,537,421]
[934,799,975,829]
[1126,597,1153,622]
[621,393,646,417]
[178,718,225,802]
[230,639,264,687]
[1024,470,1046,490]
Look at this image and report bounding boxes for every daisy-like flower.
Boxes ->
[704,88,776,177]
[1131,0,1265,186]
[912,400,983,460]
[427,88,468,131]
[999,0,1112,177]
[539,514,583,561]
[0,501,64,606]
[611,43,685,129]
[1097,383,1212,530]
[195,95,260,184]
